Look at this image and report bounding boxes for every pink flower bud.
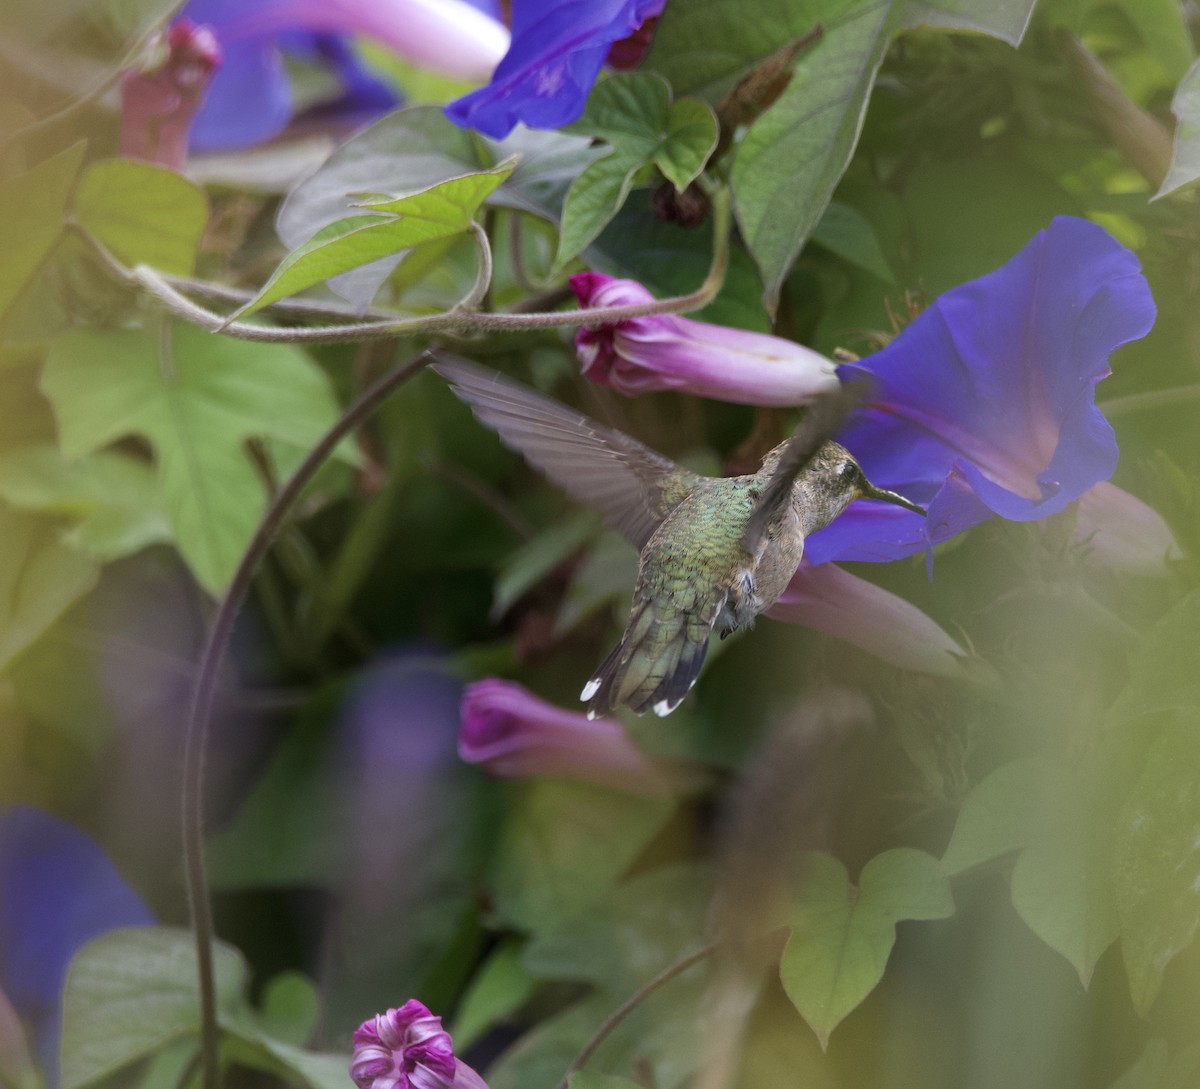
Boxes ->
[1071,481,1180,574]
[351,1000,485,1089]
[119,21,221,171]
[571,273,840,406]
[768,562,967,677]
[459,678,679,795]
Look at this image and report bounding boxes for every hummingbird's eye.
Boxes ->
[839,461,858,482]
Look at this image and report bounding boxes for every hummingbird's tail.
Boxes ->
[581,598,713,718]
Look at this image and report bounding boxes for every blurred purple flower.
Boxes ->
[460,678,677,795]
[0,806,153,1087]
[351,1000,488,1089]
[445,0,666,139]
[767,562,966,676]
[178,0,509,151]
[570,272,840,406]
[120,21,221,170]
[341,653,466,881]
[804,216,1157,566]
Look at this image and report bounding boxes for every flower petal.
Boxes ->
[188,37,292,150]
[767,562,966,676]
[1072,481,1180,574]
[182,0,507,79]
[459,678,677,795]
[350,1042,395,1087]
[451,1059,492,1089]
[806,216,1156,564]
[445,0,663,139]
[572,273,840,405]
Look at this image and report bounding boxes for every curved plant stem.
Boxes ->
[182,350,435,1089]
[462,222,496,313]
[555,942,719,1089]
[152,273,404,321]
[73,185,732,344]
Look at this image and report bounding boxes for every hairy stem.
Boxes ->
[182,350,434,1089]
[462,221,496,313]
[73,185,732,344]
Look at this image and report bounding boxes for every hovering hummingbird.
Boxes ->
[431,355,925,718]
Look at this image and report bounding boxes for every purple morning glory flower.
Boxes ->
[179,0,509,151]
[351,1000,489,1089]
[0,806,153,1087]
[803,215,1157,566]
[445,0,666,140]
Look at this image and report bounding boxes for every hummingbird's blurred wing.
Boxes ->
[741,373,874,558]
[431,355,700,549]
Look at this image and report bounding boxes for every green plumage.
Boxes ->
[432,356,924,718]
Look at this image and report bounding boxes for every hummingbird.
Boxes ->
[431,355,925,718]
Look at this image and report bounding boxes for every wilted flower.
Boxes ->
[0,807,153,1087]
[119,21,221,170]
[178,0,509,150]
[570,272,841,406]
[804,216,1158,567]
[459,678,677,795]
[605,9,662,70]
[351,1000,488,1089]
[445,0,666,139]
[767,562,967,677]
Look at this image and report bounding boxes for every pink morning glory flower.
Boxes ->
[570,272,841,406]
[459,678,679,795]
[1070,481,1179,574]
[351,1000,488,1089]
[767,561,967,677]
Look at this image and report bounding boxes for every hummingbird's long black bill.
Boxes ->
[860,481,927,516]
